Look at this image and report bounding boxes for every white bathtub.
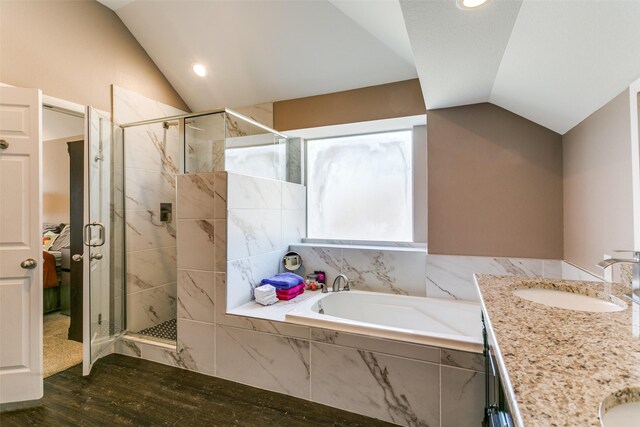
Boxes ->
[285,290,483,353]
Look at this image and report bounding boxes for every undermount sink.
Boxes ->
[513,288,626,313]
[600,388,640,427]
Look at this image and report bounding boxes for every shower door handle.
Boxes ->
[83,222,106,247]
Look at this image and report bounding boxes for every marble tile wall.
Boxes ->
[114,85,186,333]
[117,168,494,425]
[226,173,306,310]
[175,172,226,375]
[116,275,486,427]
[425,255,602,302]
[289,244,428,296]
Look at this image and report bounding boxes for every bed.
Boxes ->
[42,223,71,313]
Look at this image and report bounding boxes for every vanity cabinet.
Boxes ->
[482,312,515,427]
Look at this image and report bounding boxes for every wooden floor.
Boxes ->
[0,354,392,426]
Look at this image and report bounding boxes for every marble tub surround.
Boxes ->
[290,244,427,296]
[114,85,187,333]
[226,173,306,310]
[475,275,640,426]
[426,255,601,302]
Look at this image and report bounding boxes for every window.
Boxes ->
[306,130,413,242]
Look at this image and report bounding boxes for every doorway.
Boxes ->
[41,106,84,377]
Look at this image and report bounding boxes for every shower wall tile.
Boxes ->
[177,173,216,219]
[115,85,186,336]
[227,209,281,260]
[126,247,177,294]
[441,366,486,427]
[212,140,225,172]
[341,248,427,296]
[214,172,227,219]
[177,269,216,323]
[123,124,180,173]
[215,325,310,399]
[227,173,281,209]
[125,168,176,211]
[124,210,176,253]
[214,219,227,272]
[177,319,215,376]
[113,85,186,125]
[310,342,440,426]
[126,283,177,332]
[185,139,213,173]
[177,219,216,271]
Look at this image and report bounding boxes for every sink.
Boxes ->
[513,288,626,312]
[600,388,640,427]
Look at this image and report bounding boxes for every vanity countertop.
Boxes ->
[474,274,640,426]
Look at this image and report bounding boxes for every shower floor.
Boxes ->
[137,318,177,341]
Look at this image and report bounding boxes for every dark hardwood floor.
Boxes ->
[0,353,392,426]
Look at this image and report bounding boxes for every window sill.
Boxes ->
[296,239,427,253]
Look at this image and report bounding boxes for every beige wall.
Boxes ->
[563,90,633,275]
[43,136,81,224]
[427,103,564,259]
[273,79,425,131]
[0,0,188,112]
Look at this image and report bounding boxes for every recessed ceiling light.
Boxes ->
[192,63,207,77]
[457,0,490,9]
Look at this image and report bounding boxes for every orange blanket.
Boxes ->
[43,251,59,289]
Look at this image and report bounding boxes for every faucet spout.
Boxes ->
[597,258,636,269]
[332,274,349,292]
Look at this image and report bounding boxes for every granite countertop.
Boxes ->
[475,274,640,426]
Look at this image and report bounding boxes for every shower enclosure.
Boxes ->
[118,108,288,343]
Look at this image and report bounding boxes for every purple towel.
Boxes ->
[260,272,305,290]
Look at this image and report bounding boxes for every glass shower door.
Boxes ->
[83,106,124,375]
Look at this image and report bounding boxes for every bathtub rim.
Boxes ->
[285,290,484,354]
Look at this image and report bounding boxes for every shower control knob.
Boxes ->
[72,254,83,262]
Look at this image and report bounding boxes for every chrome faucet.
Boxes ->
[332,274,350,292]
[596,250,640,304]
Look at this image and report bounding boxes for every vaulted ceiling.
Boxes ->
[99,0,640,134]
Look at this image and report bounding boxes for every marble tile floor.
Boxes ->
[0,354,392,427]
[137,318,177,341]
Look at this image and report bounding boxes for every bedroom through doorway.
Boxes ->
[41,105,84,377]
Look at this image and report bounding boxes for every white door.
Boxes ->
[0,87,43,403]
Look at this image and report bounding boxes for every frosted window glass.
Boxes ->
[307,131,412,241]
[225,133,286,181]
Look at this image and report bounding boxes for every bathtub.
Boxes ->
[285,290,483,353]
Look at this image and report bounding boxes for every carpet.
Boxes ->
[43,312,83,378]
